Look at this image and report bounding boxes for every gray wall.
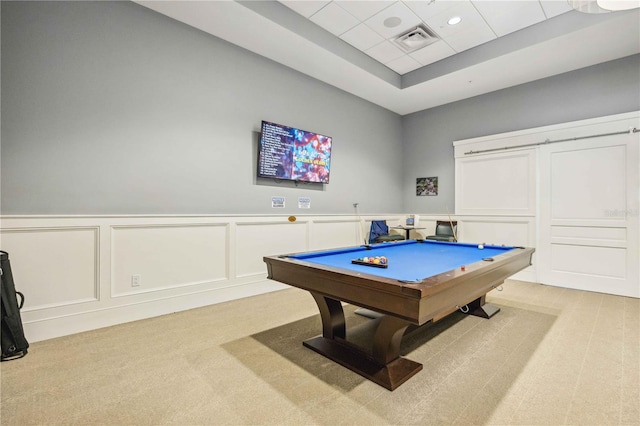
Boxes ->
[3,2,639,217]
[403,54,640,214]
[1,1,403,215]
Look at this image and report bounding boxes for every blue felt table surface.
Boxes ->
[288,240,514,282]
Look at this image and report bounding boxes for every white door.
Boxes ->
[538,132,639,297]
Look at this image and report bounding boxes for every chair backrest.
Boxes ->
[369,220,389,244]
[435,221,457,237]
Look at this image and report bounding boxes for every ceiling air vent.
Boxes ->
[393,25,438,53]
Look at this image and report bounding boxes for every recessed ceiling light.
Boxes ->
[384,17,402,28]
[448,16,462,25]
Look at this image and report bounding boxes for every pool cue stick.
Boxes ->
[354,203,366,245]
[446,206,458,242]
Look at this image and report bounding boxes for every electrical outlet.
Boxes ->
[131,274,141,287]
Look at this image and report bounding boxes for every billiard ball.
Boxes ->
[478,244,484,249]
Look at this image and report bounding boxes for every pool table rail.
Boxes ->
[265,246,534,325]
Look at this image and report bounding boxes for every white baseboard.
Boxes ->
[23,279,288,342]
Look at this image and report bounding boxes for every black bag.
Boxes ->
[1,250,29,361]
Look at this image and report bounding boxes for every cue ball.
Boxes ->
[478,244,484,249]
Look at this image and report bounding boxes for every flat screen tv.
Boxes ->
[257,120,332,184]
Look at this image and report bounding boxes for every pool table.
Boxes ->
[264,239,534,390]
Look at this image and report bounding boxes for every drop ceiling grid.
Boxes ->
[279,0,573,75]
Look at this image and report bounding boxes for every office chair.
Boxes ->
[425,221,457,242]
[368,220,405,244]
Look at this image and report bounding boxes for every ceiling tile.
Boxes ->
[279,1,331,18]
[470,0,524,15]
[364,1,423,39]
[409,40,456,66]
[340,23,385,51]
[405,0,471,21]
[385,54,422,74]
[472,1,547,37]
[420,2,488,39]
[443,23,497,52]
[309,2,360,36]
[365,40,406,63]
[540,0,574,18]
[334,0,395,21]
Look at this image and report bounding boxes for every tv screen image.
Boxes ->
[257,121,332,184]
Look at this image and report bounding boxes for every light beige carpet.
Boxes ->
[1,280,638,425]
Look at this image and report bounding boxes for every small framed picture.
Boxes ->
[417,177,438,196]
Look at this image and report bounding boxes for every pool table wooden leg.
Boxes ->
[371,315,410,364]
[304,292,422,390]
[466,295,500,319]
[309,292,346,340]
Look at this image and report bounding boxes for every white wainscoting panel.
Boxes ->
[550,145,627,220]
[456,216,536,282]
[551,225,627,243]
[456,149,536,216]
[111,224,228,297]
[551,244,626,280]
[235,221,307,278]
[311,219,360,250]
[0,227,98,310]
[457,218,532,247]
